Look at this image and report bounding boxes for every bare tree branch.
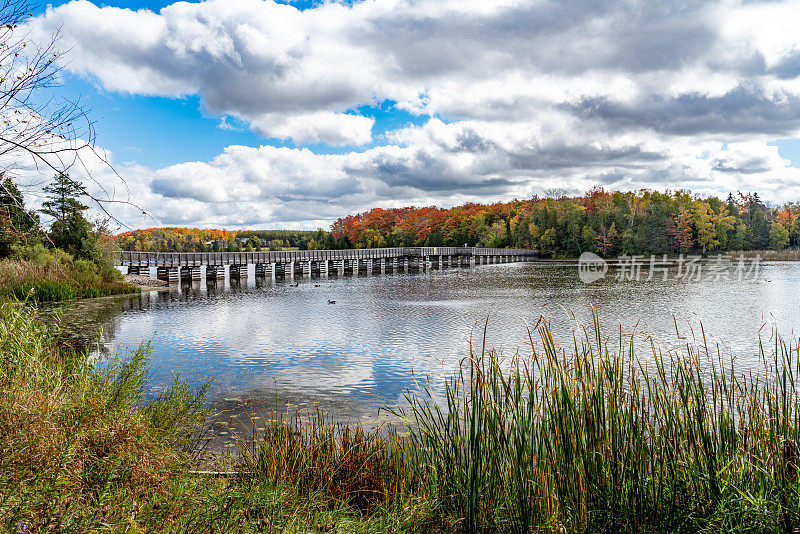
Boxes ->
[0,0,152,232]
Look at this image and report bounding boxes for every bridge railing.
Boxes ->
[117,247,538,266]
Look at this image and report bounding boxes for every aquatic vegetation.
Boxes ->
[401,311,800,532]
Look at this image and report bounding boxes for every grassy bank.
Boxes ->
[734,249,800,261]
[4,302,800,532]
[0,246,138,302]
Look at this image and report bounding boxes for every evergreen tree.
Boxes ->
[40,173,96,259]
[41,173,88,224]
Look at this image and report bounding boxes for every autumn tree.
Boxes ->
[596,223,618,256]
[668,208,694,253]
[692,201,719,253]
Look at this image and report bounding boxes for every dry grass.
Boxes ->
[235,407,412,512]
[0,302,203,531]
[0,246,137,301]
[734,249,800,261]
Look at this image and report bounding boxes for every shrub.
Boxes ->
[0,301,209,531]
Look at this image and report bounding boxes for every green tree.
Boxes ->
[41,173,88,225]
[581,225,597,253]
[0,176,40,256]
[769,221,790,251]
[539,228,557,256]
[791,215,800,248]
[40,173,99,259]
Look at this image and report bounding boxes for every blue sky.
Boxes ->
[48,73,431,168]
[23,0,800,228]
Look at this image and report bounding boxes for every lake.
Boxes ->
[51,259,800,426]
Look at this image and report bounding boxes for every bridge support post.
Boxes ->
[370,258,381,274]
[273,262,286,278]
[324,260,335,276]
[127,266,147,276]
[181,267,201,281]
[428,255,440,269]
[230,264,248,279]
[310,261,321,277]
[255,263,272,278]
[207,266,225,280]
[157,266,179,284]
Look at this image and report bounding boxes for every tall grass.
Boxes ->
[0,245,137,301]
[401,310,800,532]
[0,301,209,531]
[236,408,412,511]
[0,301,422,532]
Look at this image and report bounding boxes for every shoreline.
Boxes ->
[123,273,171,292]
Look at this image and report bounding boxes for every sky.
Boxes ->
[16,0,800,230]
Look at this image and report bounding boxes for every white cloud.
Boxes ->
[24,120,791,230]
[250,111,374,146]
[19,0,800,227]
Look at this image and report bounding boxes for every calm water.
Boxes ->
[52,261,800,424]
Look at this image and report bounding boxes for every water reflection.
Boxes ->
[49,262,800,423]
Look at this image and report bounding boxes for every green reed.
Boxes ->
[401,310,800,533]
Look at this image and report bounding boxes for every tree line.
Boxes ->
[115,228,329,252]
[111,187,798,257]
[330,188,796,257]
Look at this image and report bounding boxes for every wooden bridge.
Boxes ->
[117,247,539,283]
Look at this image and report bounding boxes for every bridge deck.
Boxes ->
[117,247,538,267]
